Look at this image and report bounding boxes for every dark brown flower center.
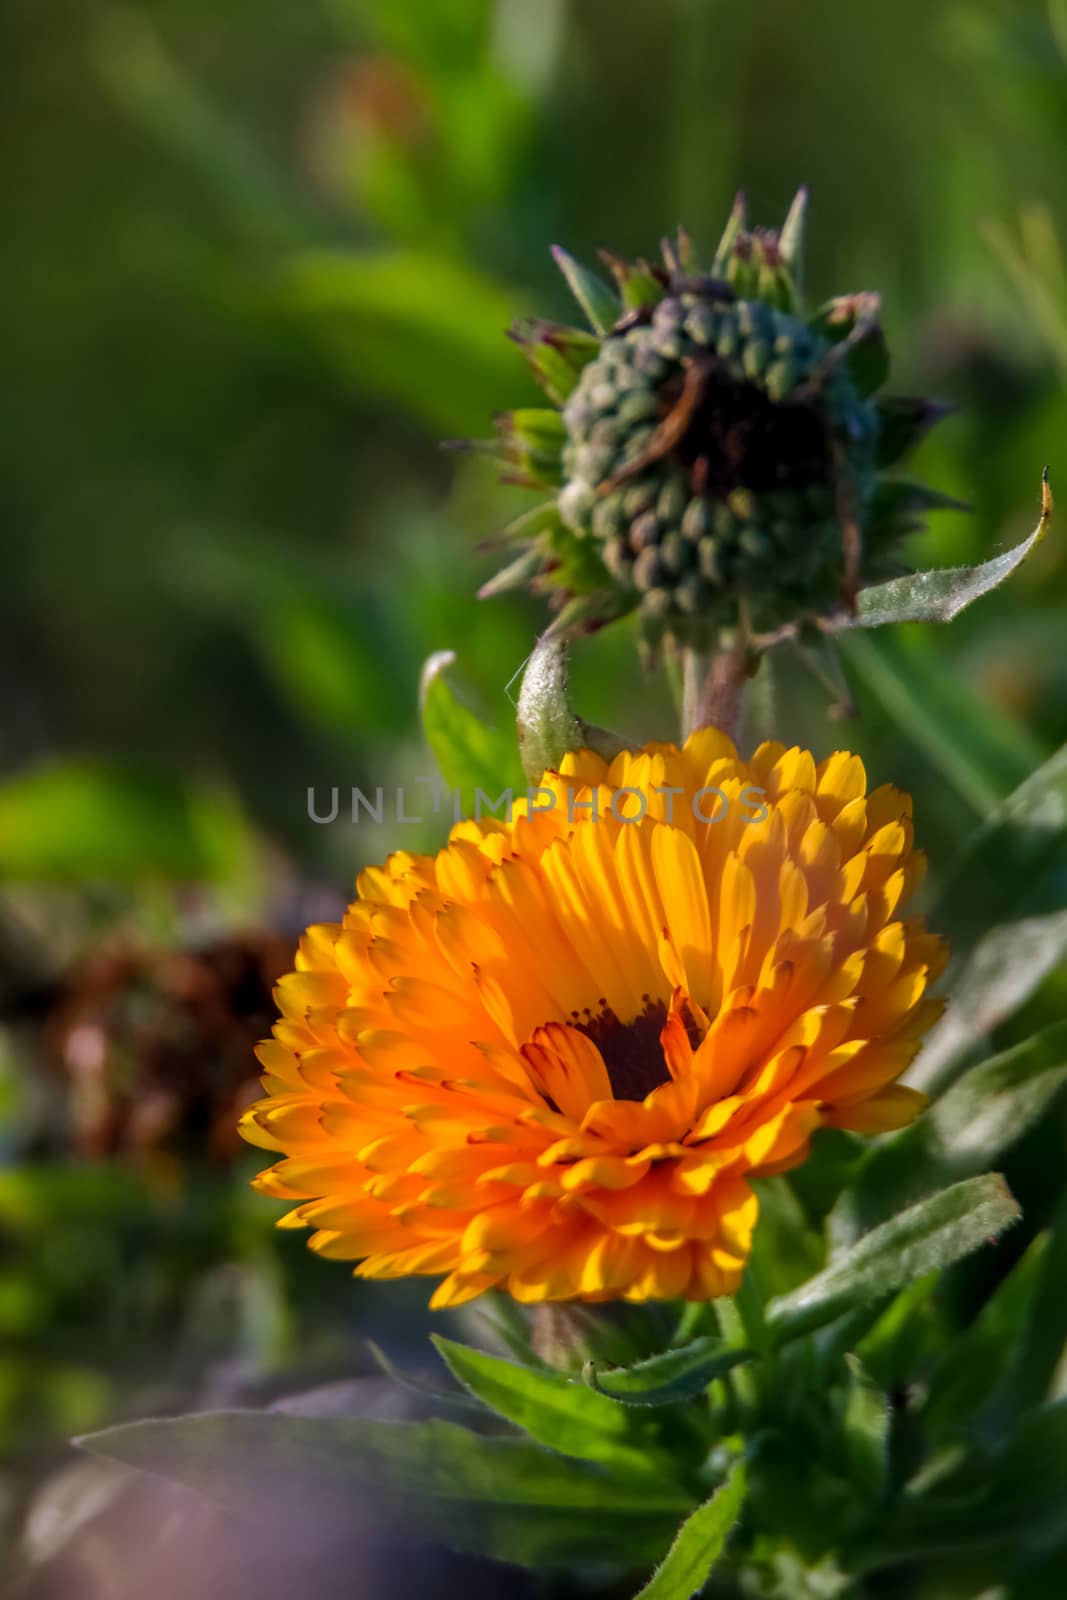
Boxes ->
[573,995,704,1103]
[666,364,830,498]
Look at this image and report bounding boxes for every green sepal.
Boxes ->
[550,245,622,335]
[809,292,889,396]
[494,407,566,486]
[477,545,546,599]
[778,186,809,288]
[509,318,599,405]
[712,191,748,275]
[670,224,701,276]
[874,394,952,468]
[599,249,666,311]
[583,1337,755,1408]
[493,499,565,545]
[542,588,633,640]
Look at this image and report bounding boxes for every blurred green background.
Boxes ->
[3,0,1067,1593]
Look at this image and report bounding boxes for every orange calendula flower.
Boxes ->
[240,732,946,1308]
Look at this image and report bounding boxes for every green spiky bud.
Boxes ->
[475,190,952,654]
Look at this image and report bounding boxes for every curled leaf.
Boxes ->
[584,1338,754,1408]
[845,470,1052,629]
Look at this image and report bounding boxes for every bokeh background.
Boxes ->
[3,0,1067,1594]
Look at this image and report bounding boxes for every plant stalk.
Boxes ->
[682,644,748,742]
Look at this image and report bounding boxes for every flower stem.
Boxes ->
[682,643,748,742]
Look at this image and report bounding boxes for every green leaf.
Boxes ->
[998,1192,1067,1413]
[840,1357,889,1500]
[767,1177,1020,1346]
[840,1022,1067,1236]
[420,650,525,802]
[172,524,415,742]
[585,1337,755,1408]
[632,1464,746,1600]
[841,629,1044,814]
[431,1336,660,1477]
[934,741,1067,950]
[551,246,621,335]
[922,1233,1050,1432]
[77,1411,690,1571]
[0,761,256,884]
[919,1020,1067,1166]
[845,469,1052,628]
[365,1341,484,1415]
[911,911,1067,1093]
[516,635,631,784]
[990,1398,1067,1535]
[279,250,525,435]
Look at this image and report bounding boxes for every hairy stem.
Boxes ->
[682,644,748,741]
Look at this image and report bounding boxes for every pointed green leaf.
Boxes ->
[915,1017,1067,1171]
[516,634,632,784]
[633,1464,746,1599]
[841,1356,889,1499]
[550,246,621,335]
[841,629,1044,814]
[420,651,525,802]
[934,739,1067,948]
[844,470,1052,628]
[77,1411,690,1571]
[430,1336,659,1477]
[922,1233,1050,1431]
[585,1337,754,1408]
[998,1192,1067,1413]
[841,1022,1067,1238]
[911,920,1067,1093]
[767,1176,1020,1346]
[989,1397,1067,1534]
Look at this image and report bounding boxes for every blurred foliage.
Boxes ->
[3,0,1067,1594]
